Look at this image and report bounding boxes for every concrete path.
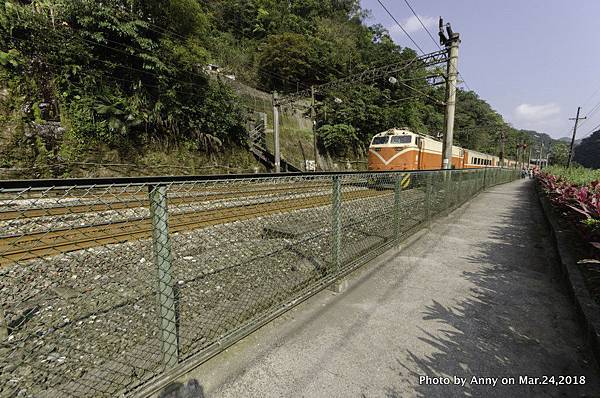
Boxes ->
[181,179,600,398]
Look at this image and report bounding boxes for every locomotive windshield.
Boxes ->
[390,135,412,144]
[371,136,389,145]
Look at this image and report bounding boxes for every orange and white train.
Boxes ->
[367,128,518,171]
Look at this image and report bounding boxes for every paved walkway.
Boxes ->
[181,179,600,397]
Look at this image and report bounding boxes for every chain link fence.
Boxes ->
[0,168,519,397]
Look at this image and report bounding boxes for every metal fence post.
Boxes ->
[479,170,484,192]
[394,174,402,242]
[425,173,432,226]
[447,170,454,209]
[148,184,179,368]
[483,167,488,189]
[331,176,342,270]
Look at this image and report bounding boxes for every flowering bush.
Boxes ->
[537,170,600,251]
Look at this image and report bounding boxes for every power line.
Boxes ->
[118,8,310,88]
[57,27,296,94]
[581,81,600,110]
[376,0,425,55]
[276,49,448,105]
[396,80,444,106]
[395,0,473,93]
[51,22,292,95]
[574,99,600,131]
[582,120,600,137]
[402,0,441,51]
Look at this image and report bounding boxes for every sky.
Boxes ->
[359,0,600,139]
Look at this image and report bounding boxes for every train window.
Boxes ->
[390,135,412,144]
[371,136,389,145]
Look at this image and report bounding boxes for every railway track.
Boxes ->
[0,188,390,266]
[0,182,331,221]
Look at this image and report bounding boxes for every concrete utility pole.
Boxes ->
[272,92,281,173]
[440,19,460,169]
[498,131,506,167]
[567,106,586,168]
[517,143,524,169]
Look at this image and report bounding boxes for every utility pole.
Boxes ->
[439,19,460,169]
[516,142,524,169]
[567,106,586,167]
[311,85,317,172]
[272,92,281,173]
[539,142,544,168]
[498,131,506,167]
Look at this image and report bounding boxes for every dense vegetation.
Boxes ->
[538,166,600,305]
[543,165,600,187]
[574,130,600,169]
[0,0,554,176]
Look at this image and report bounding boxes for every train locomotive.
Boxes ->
[366,127,517,189]
[368,127,517,171]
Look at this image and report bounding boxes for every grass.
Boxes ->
[542,165,600,186]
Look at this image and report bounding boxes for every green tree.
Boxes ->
[317,123,360,156]
[549,142,569,165]
[574,131,600,169]
[257,32,323,90]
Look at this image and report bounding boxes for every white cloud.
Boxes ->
[389,15,436,35]
[514,103,560,122]
[512,103,562,134]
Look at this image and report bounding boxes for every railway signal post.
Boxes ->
[440,20,460,169]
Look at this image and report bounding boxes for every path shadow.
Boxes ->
[398,181,600,397]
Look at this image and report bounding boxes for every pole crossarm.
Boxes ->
[274,49,449,106]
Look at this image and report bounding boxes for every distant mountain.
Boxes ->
[573,130,600,169]
[520,129,560,154]
[558,136,582,146]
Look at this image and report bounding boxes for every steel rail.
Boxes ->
[0,182,330,220]
[0,167,493,191]
[0,189,391,266]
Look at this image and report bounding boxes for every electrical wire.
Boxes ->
[402,0,441,51]
[50,21,289,95]
[581,82,600,110]
[376,0,425,55]
[80,12,311,92]
[573,100,600,135]
[396,80,444,106]
[398,0,473,92]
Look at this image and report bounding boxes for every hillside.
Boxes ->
[0,0,545,178]
[574,130,600,169]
